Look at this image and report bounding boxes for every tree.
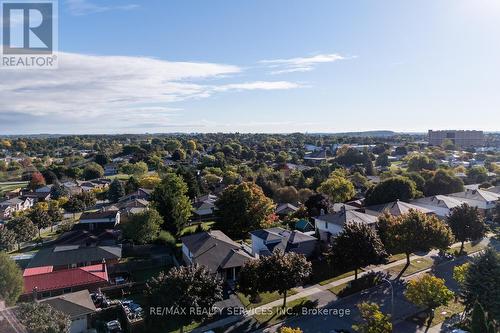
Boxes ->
[453,262,470,291]
[404,274,454,327]
[375,152,391,168]
[140,175,162,189]
[470,302,488,333]
[121,209,163,244]
[0,228,17,251]
[274,186,299,204]
[29,172,46,190]
[145,264,223,333]
[151,172,192,236]
[0,251,23,305]
[260,249,312,307]
[29,204,52,239]
[94,153,110,166]
[76,191,97,209]
[424,169,464,196]
[304,193,330,217]
[238,260,262,303]
[447,204,485,254]
[467,166,488,184]
[352,302,392,333]
[330,223,388,281]
[317,174,355,203]
[125,176,140,194]
[63,196,85,218]
[82,162,104,180]
[15,302,71,333]
[378,210,452,279]
[279,327,303,333]
[107,179,125,203]
[462,248,500,322]
[365,176,418,205]
[47,201,63,228]
[50,182,68,199]
[407,154,437,172]
[215,182,275,238]
[7,216,37,249]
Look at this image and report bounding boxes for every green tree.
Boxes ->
[330,223,388,281]
[352,302,392,333]
[107,178,125,203]
[50,182,68,200]
[63,196,85,218]
[462,248,500,322]
[375,152,391,168]
[145,264,223,333]
[0,228,17,251]
[260,250,312,307]
[121,209,163,244]
[0,251,23,305]
[29,204,52,239]
[466,166,488,184]
[7,216,37,249]
[151,172,192,236]
[407,154,437,172]
[453,262,470,290]
[317,174,356,203]
[424,169,464,196]
[82,162,104,180]
[15,302,71,333]
[365,176,418,205]
[378,210,452,279]
[447,204,485,254]
[215,182,275,238]
[404,274,454,327]
[238,260,262,303]
[470,302,488,333]
[125,176,140,194]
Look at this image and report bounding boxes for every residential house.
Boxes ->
[364,200,435,217]
[250,227,317,258]
[181,230,254,281]
[118,188,152,203]
[104,163,119,176]
[79,210,120,230]
[23,264,109,300]
[275,203,299,218]
[303,150,328,163]
[193,194,217,219]
[0,196,34,219]
[27,245,121,270]
[410,195,467,218]
[448,189,500,211]
[294,219,315,233]
[40,290,97,333]
[314,208,378,241]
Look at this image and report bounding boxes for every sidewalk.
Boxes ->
[193,238,490,333]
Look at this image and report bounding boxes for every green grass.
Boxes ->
[105,173,131,181]
[236,290,297,309]
[407,299,465,327]
[388,253,407,263]
[387,257,434,277]
[0,181,27,195]
[180,221,215,236]
[253,297,312,325]
[318,270,355,286]
[328,281,350,295]
[447,241,487,256]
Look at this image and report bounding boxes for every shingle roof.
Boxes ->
[275,203,299,214]
[364,200,434,216]
[27,245,121,268]
[80,210,119,221]
[315,210,378,227]
[181,230,253,273]
[250,227,317,253]
[41,290,96,319]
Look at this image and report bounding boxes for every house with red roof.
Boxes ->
[22,263,109,300]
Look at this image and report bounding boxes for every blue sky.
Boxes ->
[1,0,499,134]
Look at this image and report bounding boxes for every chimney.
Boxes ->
[32,287,38,301]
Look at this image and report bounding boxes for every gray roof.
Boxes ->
[28,245,121,268]
[41,290,96,319]
[250,227,317,253]
[315,210,378,227]
[181,230,253,273]
[275,203,299,214]
[364,200,434,216]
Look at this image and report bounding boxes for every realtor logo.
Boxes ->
[1,0,58,68]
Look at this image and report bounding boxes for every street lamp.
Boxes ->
[381,277,394,331]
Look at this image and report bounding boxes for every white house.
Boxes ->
[314,209,378,241]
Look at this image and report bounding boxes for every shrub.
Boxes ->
[155,230,176,248]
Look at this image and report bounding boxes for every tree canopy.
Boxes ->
[0,251,23,306]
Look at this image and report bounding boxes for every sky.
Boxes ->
[1,0,500,134]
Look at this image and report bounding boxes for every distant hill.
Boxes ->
[329,130,397,138]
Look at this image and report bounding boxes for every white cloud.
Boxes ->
[260,53,347,74]
[66,0,140,16]
[0,52,299,128]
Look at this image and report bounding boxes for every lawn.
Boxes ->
[328,281,350,295]
[388,253,407,263]
[236,290,297,309]
[253,297,313,326]
[318,270,355,286]
[406,300,465,327]
[180,221,215,236]
[0,181,27,195]
[105,173,131,181]
[447,241,487,256]
[387,257,434,277]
